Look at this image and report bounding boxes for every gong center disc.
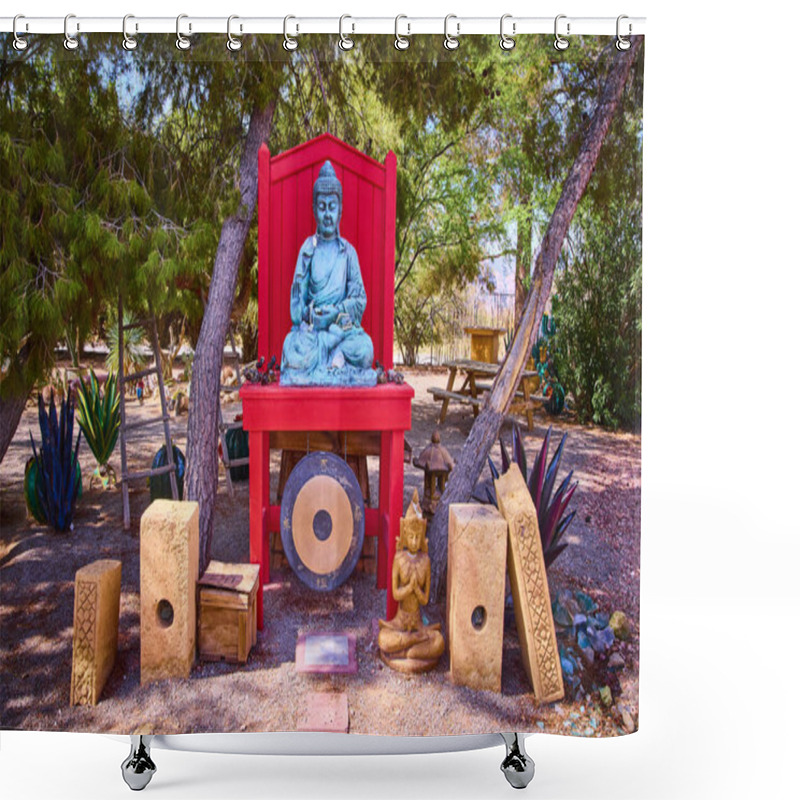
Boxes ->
[291,474,354,576]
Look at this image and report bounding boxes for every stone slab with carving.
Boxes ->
[495,463,564,703]
[70,559,121,706]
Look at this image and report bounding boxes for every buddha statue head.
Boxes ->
[313,160,343,240]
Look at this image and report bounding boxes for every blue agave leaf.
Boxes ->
[499,437,511,474]
[511,424,527,480]
[540,432,567,519]
[528,426,551,507]
[543,543,568,568]
[555,509,577,539]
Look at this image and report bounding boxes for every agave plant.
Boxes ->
[106,308,148,378]
[474,424,577,568]
[76,369,120,488]
[28,393,82,532]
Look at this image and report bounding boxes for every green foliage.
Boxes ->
[552,199,642,430]
[76,370,120,468]
[105,309,148,377]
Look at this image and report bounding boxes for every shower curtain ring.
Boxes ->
[499,14,515,50]
[394,15,410,50]
[227,15,242,51]
[283,16,298,51]
[122,15,138,51]
[12,15,28,51]
[443,14,459,51]
[616,15,632,51]
[554,14,570,50]
[339,15,354,50]
[64,14,79,51]
[176,14,191,50]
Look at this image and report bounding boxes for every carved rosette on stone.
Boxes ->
[495,464,564,703]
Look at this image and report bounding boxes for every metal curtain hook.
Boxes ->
[339,15,354,50]
[227,15,242,51]
[554,14,570,51]
[283,15,298,51]
[499,14,515,50]
[443,14,459,51]
[122,14,138,51]
[64,13,78,51]
[394,15,410,50]
[12,14,28,51]
[176,14,191,50]
[616,15,632,51]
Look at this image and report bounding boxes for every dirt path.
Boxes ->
[0,368,640,738]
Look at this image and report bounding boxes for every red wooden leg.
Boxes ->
[378,431,390,591]
[384,429,405,621]
[249,431,269,631]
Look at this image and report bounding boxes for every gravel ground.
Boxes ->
[0,366,640,738]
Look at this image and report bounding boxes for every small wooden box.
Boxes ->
[198,561,260,663]
[464,326,505,364]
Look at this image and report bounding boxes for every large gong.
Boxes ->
[280,451,365,592]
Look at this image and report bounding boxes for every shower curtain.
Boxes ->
[0,26,643,739]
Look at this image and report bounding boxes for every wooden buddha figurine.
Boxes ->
[378,490,445,673]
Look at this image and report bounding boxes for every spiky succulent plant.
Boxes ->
[474,424,577,568]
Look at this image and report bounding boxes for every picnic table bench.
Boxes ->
[428,359,543,430]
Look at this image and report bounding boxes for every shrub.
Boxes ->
[76,369,120,473]
[552,201,641,430]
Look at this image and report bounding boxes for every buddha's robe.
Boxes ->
[281,234,376,386]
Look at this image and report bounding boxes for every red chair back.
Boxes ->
[257,134,397,369]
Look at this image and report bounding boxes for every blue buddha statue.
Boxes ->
[280,161,377,387]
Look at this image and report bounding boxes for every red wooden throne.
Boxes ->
[240,134,414,629]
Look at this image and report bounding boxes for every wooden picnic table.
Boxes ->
[427,359,543,431]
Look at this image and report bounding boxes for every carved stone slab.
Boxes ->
[447,503,508,693]
[495,464,564,703]
[70,559,121,706]
[140,500,199,685]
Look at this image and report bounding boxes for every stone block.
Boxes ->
[70,559,122,706]
[447,503,508,693]
[297,692,349,733]
[140,500,199,685]
[495,464,564,703]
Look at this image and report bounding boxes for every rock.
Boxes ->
[599,685,613,707]
[621,710,636,733]
[608,652,625,669]
[609,611,631,641]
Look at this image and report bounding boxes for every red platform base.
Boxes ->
[241,381,414,629]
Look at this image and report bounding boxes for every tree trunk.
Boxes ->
[186,102,276,571]
[0,342,33,465]
[514,193,532,327]
[428,38,642,600]
[0,391,29,466]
